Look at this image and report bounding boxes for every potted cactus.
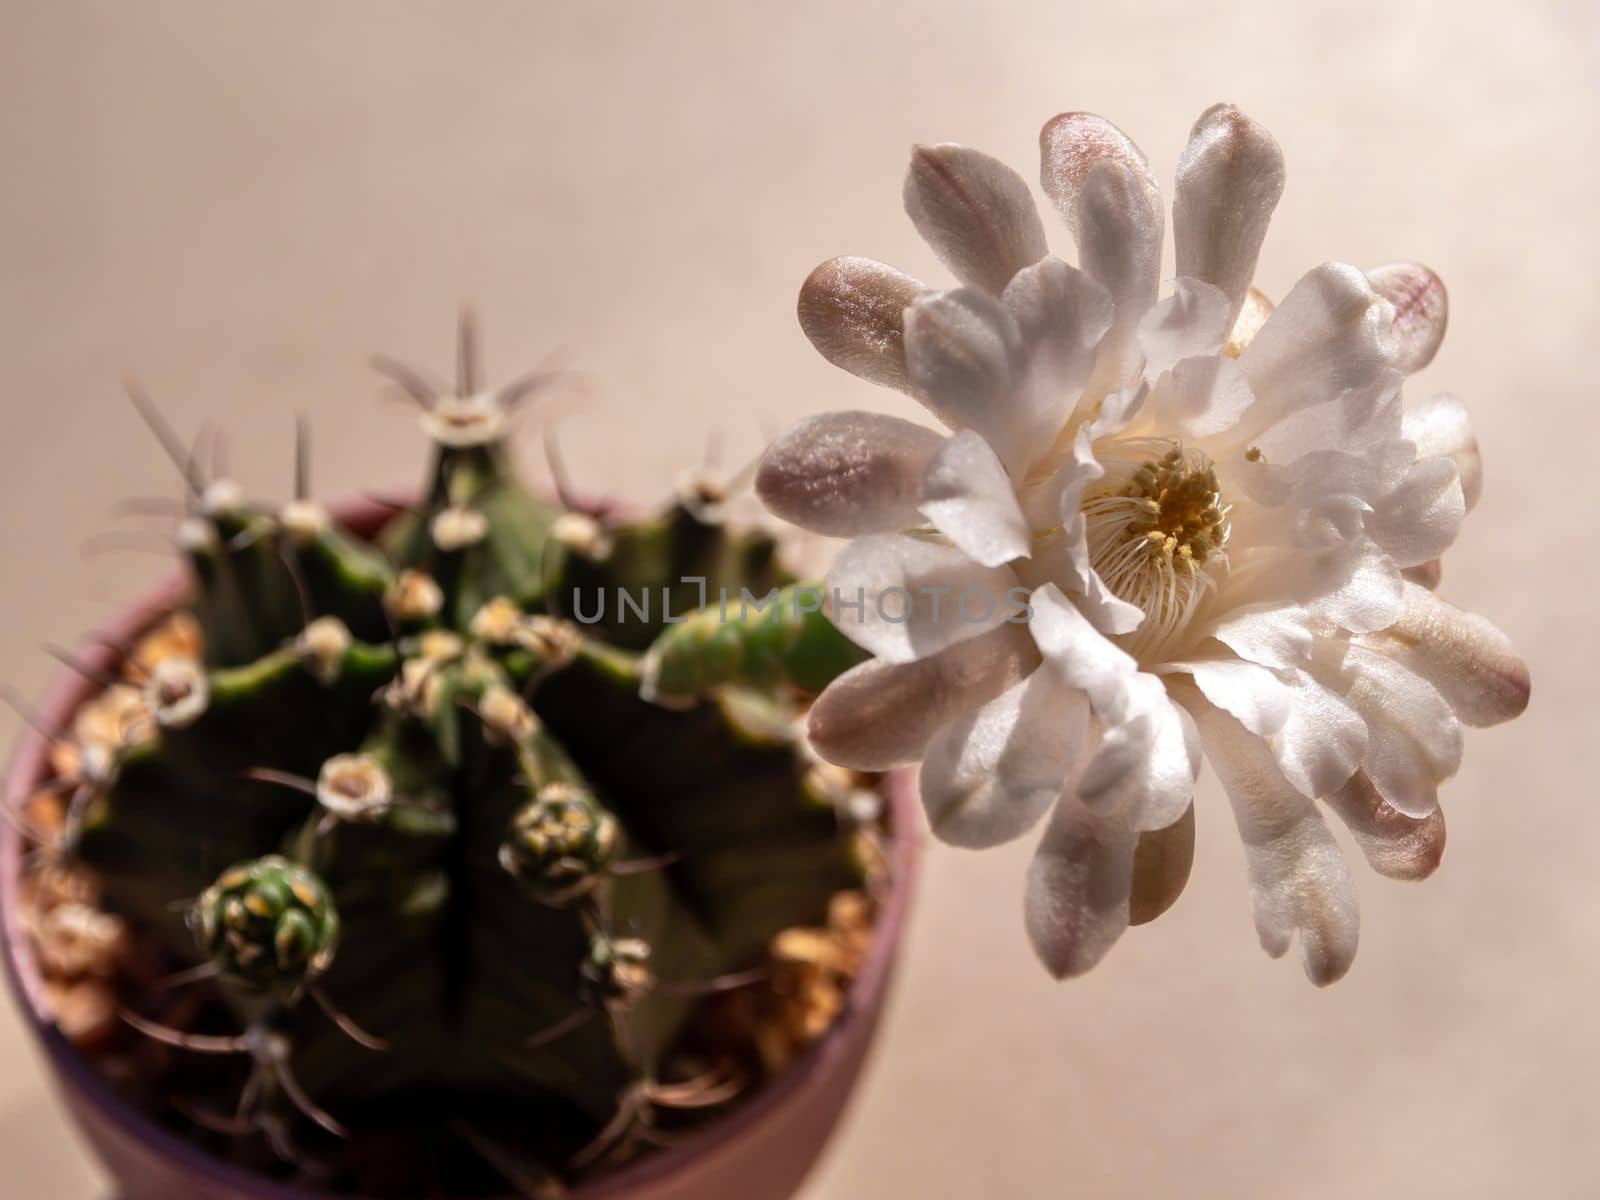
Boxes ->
[4,98,1536,1200]
[0,319,914,1200]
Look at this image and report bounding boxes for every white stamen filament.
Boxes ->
[1082,439,1231,661]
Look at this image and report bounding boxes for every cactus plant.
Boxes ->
[18,317,884,1195]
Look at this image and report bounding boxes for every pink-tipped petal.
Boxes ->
[806,622,1039,770]
[1038,112,1158,236]
[1359,583,1530,728]
[1367,262,1448,374]
[798,256,926,391]
[904,144,1049,295]
[1076,159,1164,383]
[1173,104,1286,324]
[757,411,944,537]
[1322,772,1447,882]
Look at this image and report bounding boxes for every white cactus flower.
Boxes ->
[759,105,1530,985]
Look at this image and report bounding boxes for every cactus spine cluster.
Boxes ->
[44,320,877,1193]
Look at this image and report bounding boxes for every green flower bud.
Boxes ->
[191,856,339,991]
[499,783,618,904]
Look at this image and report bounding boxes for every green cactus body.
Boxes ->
[643,581,869,703]
[66,327,875,1192]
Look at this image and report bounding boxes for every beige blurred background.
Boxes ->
[1,1,1595,1196]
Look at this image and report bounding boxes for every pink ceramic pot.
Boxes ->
[0,497,919,1200]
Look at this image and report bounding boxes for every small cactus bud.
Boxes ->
[384,657,444,714]
[316,754,394,821]
[420,393,507,448]
[675,466,727,515]
[430,506,489,552]
[176,517,219,553]
[478,685,538,743]
[279,499,331,545]
[458,648,500,690]
[191,856,339,991]
[551,511,613,562]
[416,630,464,663]
[500,783,618,903]
[297,617,353,683]
[515,616,581,667]
[385,570,444,623]
[469,596,523,645]
[143,658,209,729]
[201,479,246,518]
[581,934,653,1009]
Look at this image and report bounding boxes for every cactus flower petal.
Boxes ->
[769,104,1528,985]
[756,410,945,538]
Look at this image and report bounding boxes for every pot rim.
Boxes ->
[0,493,920,1199]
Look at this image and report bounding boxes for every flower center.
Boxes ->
[1081,438,1231,659]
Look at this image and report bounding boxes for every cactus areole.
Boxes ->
[3,322,892,1197]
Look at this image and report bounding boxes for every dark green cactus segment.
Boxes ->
[191,855,340,991]
[532,648,863,966]
[279,505,396,644]
[75,640,400,958]
[196,486,315,666]
[185,525,304,668]
[643,581,869,702]
[380,445,561,627]
[182,492,399,666]
[500,783,619,904]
